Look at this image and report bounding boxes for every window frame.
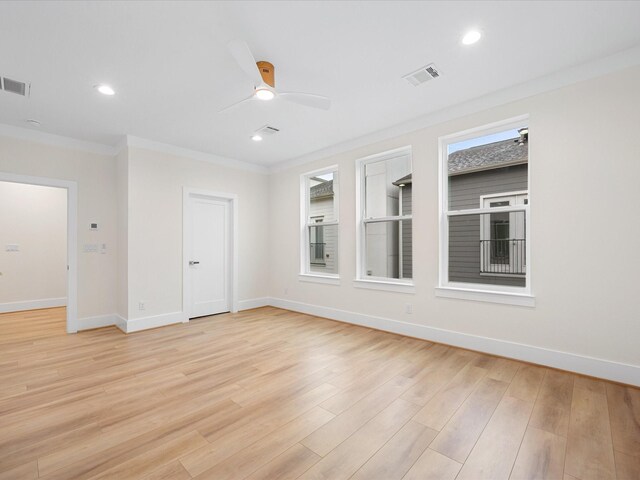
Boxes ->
[299,165,340,284]
[355,145,415,293]
[436,115,534,306]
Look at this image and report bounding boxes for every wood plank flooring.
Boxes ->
[0,306,638,479]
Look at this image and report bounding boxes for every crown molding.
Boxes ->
[125,135,269,174]
[0,123,118,156]
[270,44,640,173]
[0,125,269,174]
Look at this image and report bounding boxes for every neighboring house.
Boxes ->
[395,132,528,287]
[309,178,337,274]
[364,158,410,280]
[392,173,412,279]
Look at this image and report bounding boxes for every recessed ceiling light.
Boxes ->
[251,134,263,142]
[26,119,41,126]
[255,88,275,101]
[462,30,482,45]
[95,84,115,96]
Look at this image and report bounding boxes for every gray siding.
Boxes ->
[448,164,527,287]
[401,185,412,279]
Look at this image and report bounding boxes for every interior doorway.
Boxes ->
[0,172,78,333]
[183,188,238,320]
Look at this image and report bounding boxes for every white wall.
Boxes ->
[0,182,67,310]
[124,147,270,321]
[0,135,118,321]
[268,66,640,376]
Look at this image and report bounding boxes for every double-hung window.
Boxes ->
[437,116,533,306]
[355,146,413,292]
[300,166,339,282]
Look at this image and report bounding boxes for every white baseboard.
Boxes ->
[114,315,127,333]
[237,297,271,311]
[109,299,267,334]
[0,297,67,314]
[269,297,640,387]
[77,314,117,331]
[122,311,186,334]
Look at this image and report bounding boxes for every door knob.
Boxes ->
[189,261,200,265]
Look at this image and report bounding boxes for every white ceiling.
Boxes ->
[1,1,640,167]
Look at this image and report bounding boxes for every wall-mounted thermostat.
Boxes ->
[89,223,99,231]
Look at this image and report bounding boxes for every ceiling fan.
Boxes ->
[221,40,331,112]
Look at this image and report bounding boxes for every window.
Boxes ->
[300,167,339,281]
[438,116,533,305]
[356,146,413,290]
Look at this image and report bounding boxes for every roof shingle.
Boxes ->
[448,138,528,175]
[310,180,333,199]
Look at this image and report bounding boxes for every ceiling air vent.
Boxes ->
[1,77,30,96]
[402,64,441,86]
[255,125,280,136]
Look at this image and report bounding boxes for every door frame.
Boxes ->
[0,172,78,333]
[182,187,238,320]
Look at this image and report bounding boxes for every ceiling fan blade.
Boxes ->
[227,40,263,87]
[218,94,255,113]
[279,92,331,110]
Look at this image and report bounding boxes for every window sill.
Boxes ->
[435,286,535,307]
[479,272,526,279]
[299,273,341,285]
[353,278,415,294]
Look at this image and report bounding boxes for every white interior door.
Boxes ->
[187,195,230,318]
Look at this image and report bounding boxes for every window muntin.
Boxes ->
[301,168,339,277]
[357,147,412,282]
[441,120,530,293]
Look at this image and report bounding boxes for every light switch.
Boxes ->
[100,243,107,254]
[5,244,19,252]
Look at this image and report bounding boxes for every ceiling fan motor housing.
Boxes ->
[257,61,275,87]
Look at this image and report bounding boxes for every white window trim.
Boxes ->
[355,145,414,292]
[299,273,341,285]
[438,115,534,307]
[300,165,339,281]
[353,278,415,294]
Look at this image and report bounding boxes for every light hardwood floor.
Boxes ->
[0,306,638,479]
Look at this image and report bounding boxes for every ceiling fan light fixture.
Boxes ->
[255,87,275,101]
